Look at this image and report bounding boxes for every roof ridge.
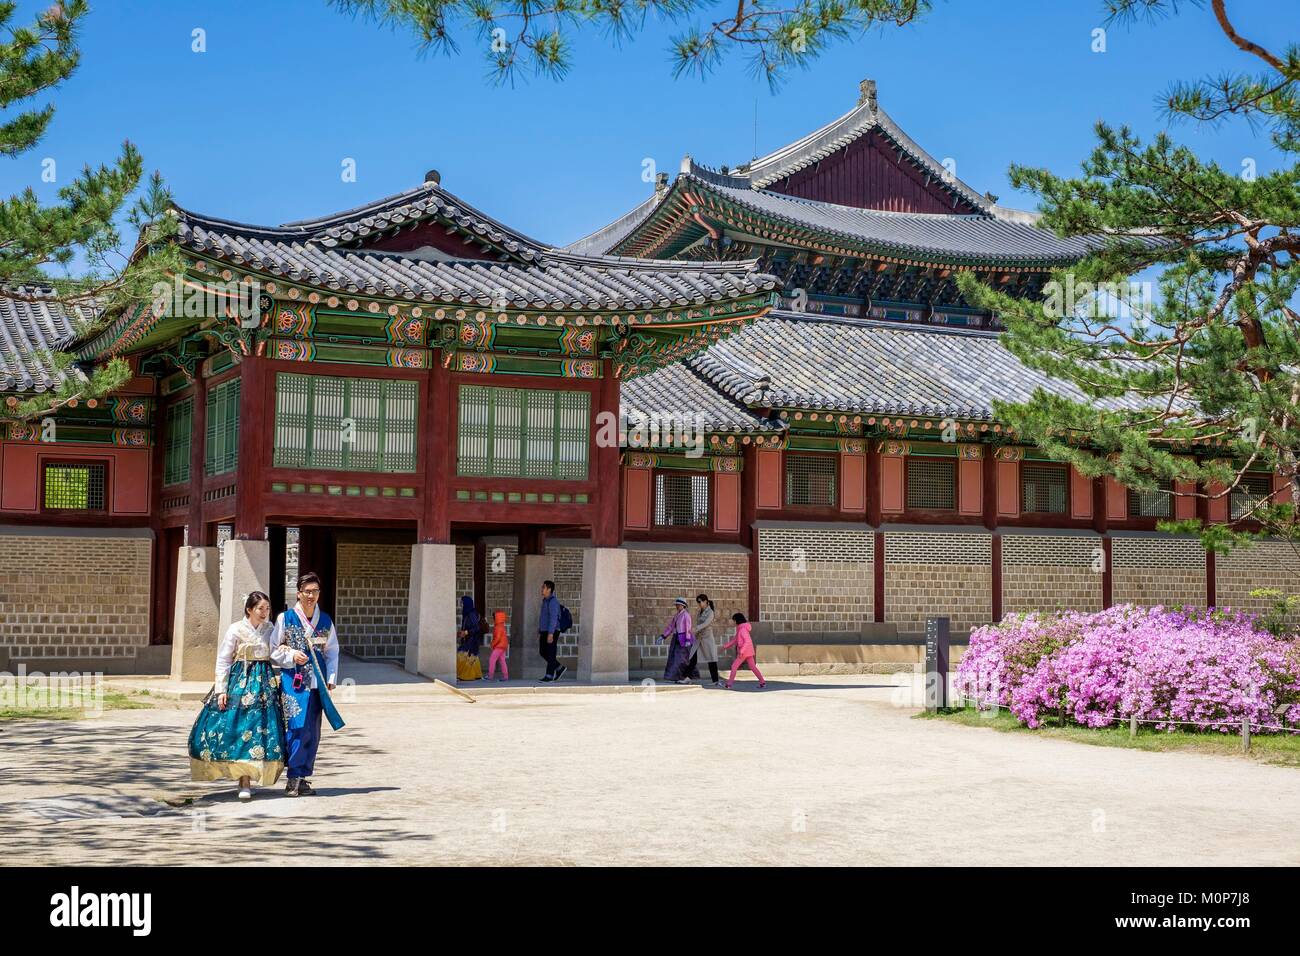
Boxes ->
[562,192,662,255]
[768,309,1004,339]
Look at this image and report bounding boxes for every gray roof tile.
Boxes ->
[175,181,778,310]
[687,310,1162,421]
[0,287,87,393]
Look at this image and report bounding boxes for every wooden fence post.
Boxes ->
[1241,718,1251,753]
[1129,715,1138,738]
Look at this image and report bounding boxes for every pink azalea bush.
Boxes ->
[957,604,1300,732]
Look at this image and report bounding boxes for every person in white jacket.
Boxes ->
[270,571,340,797]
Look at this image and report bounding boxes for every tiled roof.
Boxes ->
[620,360,784,434]
[679,164,1105,265]
[686,310,1160,420]
[0,287,88,393]
[175,181,778,311]
[741,84,994,213]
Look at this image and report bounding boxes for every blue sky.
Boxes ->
[2,0,1294,252]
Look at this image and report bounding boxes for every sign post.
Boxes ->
[925,616,950,711]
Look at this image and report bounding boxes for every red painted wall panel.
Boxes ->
[840,453,866,513]
[880,455,905,514]
[1069,467,1093,521]
[996,460,1020,518]
[0,442,39,512]
[0,442,151,516]
[766,130,983,214]
[958,458,983,516]
[1174,479,1197,520]
[113,448,152,514]
[713,471,741,533]
[1105,477,1128,521]
[1272,473,1291,505]
[1206,482,1229,522]
[756,449,782,510]
[624,467,651,530]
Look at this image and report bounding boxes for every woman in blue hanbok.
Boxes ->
[188,591,286,800]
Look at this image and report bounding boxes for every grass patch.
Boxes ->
[0,689,153,722]
[917,706,1300,768]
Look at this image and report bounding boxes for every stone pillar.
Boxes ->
[577,547,628,683]
[511,553,554,680]
[219,539,271,637]
[170,545,220,682]
[405,543,458,679]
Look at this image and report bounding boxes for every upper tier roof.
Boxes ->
[174,179,778,311]
[566,79,1137,268]
[742,78,997,212]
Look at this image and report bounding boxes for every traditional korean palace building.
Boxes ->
[1,80,1292,680]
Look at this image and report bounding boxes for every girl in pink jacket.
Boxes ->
[721,612,766,689]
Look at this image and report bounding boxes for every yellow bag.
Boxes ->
[456,651,483,681]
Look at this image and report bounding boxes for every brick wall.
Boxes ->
[885,531,992,637]
[454,544,474,624]
[629,546,748,667]
[1111,537,1206,609]
[1001,533,1103,617]
[757,528,872,632]
[550,545,585,655]
[0,533,151,659]
[1216,541,1300,623]
[334,542,410,659]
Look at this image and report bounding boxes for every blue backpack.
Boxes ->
[557,604,573,633]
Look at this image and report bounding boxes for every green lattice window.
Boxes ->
[1231,472,1273,520]
[205,378,240,476]
[43,461,107,511]
[1021,463,1068,514]
[457,385,589,480]
[907,457,956,510]
[785,453,837,507]
[273,373,418,473]
[655,472,709,526]
[163,397,193,486]
[1128,479,1173,518]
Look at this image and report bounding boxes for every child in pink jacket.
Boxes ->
[721,612,765,689]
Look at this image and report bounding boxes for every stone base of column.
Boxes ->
[405,543,458,679]
[170,545,220,682]
[578,547,628,683]
[510,553,554,680]
[219,539,271,637]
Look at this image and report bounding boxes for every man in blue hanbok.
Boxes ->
[270,571,340,797]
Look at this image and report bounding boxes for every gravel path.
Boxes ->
[2,675,1297,866]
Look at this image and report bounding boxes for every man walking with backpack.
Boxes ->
[538,579,568,682]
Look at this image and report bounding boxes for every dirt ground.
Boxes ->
[2,674,1298,866]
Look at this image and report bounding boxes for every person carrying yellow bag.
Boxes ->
[456,595,486,681]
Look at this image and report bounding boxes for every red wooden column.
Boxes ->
[591,363,622,548]
[233,353,267,540]
[187,369,211,546]
[741,443,760,620]
[866,440,882,528]
[148,386,168,644]
[869,439,887,623]
[419,352,452,544]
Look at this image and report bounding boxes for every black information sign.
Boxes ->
[925,616,950,711]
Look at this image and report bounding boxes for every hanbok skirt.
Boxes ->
[188,660,287,785]
[663,639,695,682]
